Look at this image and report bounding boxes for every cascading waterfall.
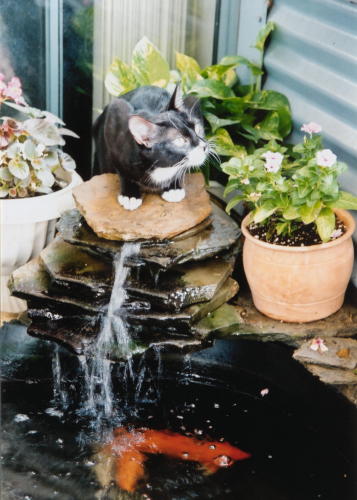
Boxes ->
[52,345,68,407]
[82,242,141,420]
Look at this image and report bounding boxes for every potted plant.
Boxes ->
[0,74,82,315]
[222,122,357,322]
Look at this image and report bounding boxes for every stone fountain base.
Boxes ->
[9,173,241,355]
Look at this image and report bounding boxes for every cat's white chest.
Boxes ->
[150,165,181,185]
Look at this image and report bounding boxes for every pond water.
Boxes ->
[1,323,356,500]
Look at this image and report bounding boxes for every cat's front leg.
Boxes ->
[118,176,143,211]
[161,179,186,203]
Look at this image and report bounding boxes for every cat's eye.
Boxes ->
[173,137,187,147]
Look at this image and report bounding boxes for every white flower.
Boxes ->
[301,122,322,135]
[241,178,250,185]
[310,337,328,353]
[262,151,284,173]
[260,388,269,397]
[316,149,337,168]
[31,157,47,170]
[331,228,343,239]
[248,192,262,202]
[36,143,46,156]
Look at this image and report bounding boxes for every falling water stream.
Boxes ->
[85,242,141,419]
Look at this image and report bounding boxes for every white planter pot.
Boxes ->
[0,170,83,314]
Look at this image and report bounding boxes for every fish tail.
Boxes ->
[115,449,147,493]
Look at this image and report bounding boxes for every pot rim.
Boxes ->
[241,208,356,253]
[0,170,80,205]
[0,170,82,225]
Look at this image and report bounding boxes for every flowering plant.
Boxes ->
[0,74,78,198]
[222,122,357,242]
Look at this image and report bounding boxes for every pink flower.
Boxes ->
[301,122,322,135]
[260,388,269,397]
[316,149,337,168]
[262,151,284,173]
[310,337,328,353]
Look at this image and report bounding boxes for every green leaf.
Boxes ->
[204,111,241,133]
[224,178,239,195]
[209,128,246,157]
[131,37,170,87]
[282,206,299,220]
[201,64,238,86]
[176,52,202,90]
[253,205,276,223]
[255,111,282,141]
[299,201,323,224]
[276,221,290,236]
[226,194,245,214]
[105,58,137,96]
[332,191,357,210]
[316,208,336,242]
[219,55,263,77]
[248,90,292,137]
[188,79,235,99]
[254,21,275,52]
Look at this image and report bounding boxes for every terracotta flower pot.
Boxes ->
[241,209,355,323]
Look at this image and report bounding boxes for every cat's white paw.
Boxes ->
[161,188,186,203]
[118,195,143,211]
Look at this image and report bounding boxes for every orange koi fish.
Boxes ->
[102,427,251,492]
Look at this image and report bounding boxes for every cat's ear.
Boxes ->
[168,84,185,112]
[128,115,159,147]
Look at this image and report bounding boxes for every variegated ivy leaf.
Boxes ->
[31,157,47,170]
[35,185,53,194]
[8,157,30,179]
[59,152,76,171]
[5,141,22,159]
[132,37,170,87]
[58,128,80,138]
[35,168,55,187]
[3,101,65,125]
[0,186,9,198]
[105,58,138,96]
[23,118,65,147]
[21,139,38,160]
[0,166,12,181]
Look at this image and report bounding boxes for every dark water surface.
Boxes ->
[1,323,356,500]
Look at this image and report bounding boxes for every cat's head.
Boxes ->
[128,86,209,183]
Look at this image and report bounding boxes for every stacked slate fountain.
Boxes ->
[9,173,241,357]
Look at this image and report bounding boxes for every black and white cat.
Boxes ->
[93,85,209,210]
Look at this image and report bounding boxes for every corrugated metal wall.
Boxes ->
[264,0,357,195]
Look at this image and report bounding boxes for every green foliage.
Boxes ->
[105,28,292,176]
[222,134,357,242]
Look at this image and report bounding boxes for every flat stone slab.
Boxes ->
[129,277,239,330]
[57,204,241,270]
[193,291,357,347]
[303,364,357,386]
[40,237,112,300]
[73,173,212,241]
[293,338,357,370]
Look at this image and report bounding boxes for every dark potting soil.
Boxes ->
[248,216,346,247]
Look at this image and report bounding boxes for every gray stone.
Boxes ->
[303,364,357,386]
[9,257,104,314]
[193,291,357,347]
[57,203,241,270]
[128,257,235,312]
[293,338,357,370]
[40,237,112,300]
[129,277,239,330]
[39,236,235,312]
